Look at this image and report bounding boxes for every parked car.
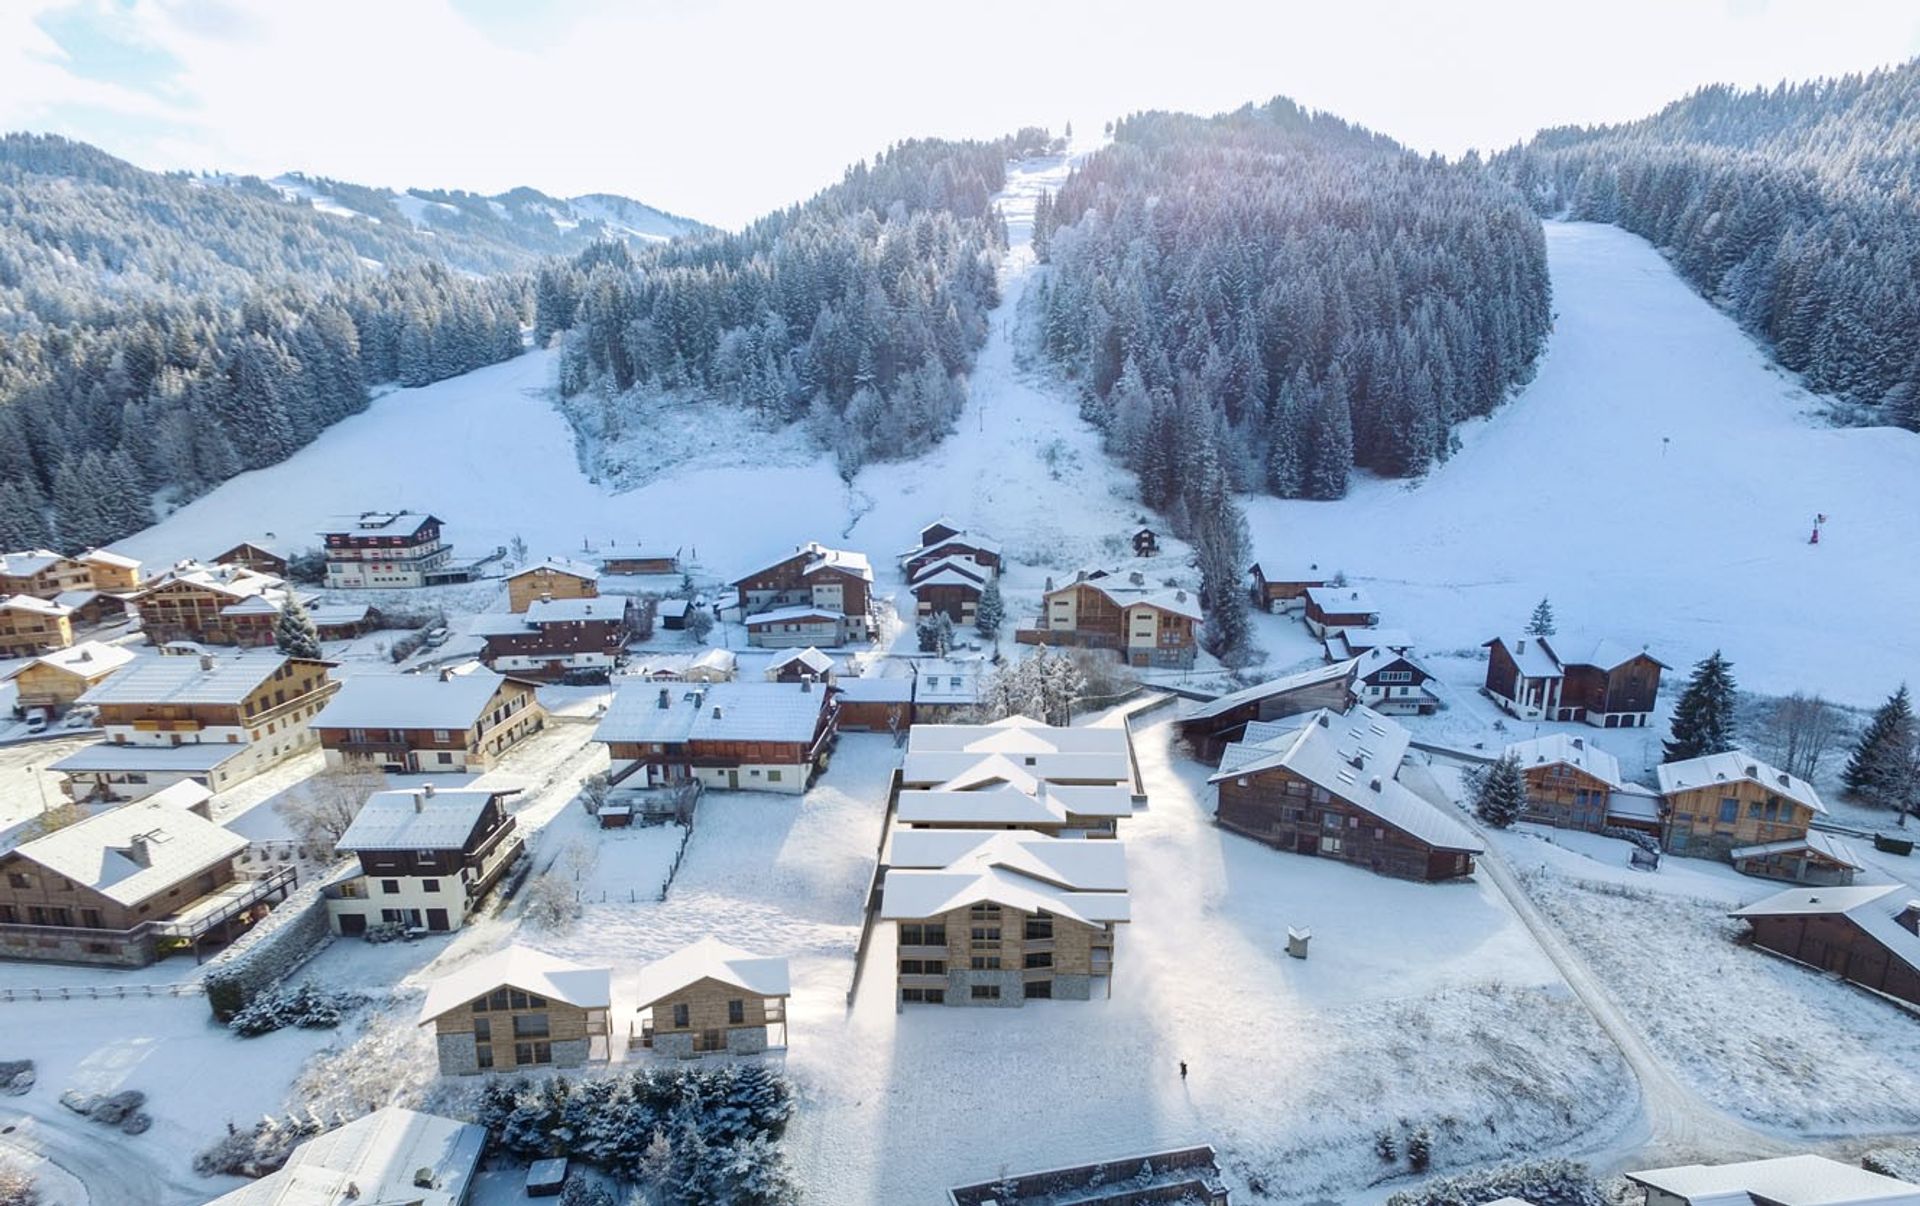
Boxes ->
[62,708,95,729]
[423,626,451,648]
[23,708,49,734]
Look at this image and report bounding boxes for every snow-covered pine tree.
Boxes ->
[1525,597,1556,637]
[1842,685,1917,814]
[274,594,324,660]
[1474,755,1526,828]
[974,577,1005,638]
[916,612,954,655]
[1664,651,1739,762]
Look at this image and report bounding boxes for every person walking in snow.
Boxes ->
[1179,1060,1188,1081]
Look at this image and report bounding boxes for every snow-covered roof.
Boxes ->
[764,647,834,678]
[205,1106,487,1206]
[657,598,691,618]
[5,640,134,680]
[315,671,526,732]
[335,787,503,852]
[834,677,913,703]
[7,799,246,907]
[902,533,1003,561]
[1211,706,1482,854]
[0,594,70,617]
[1604,783,1663,823]
[1057,571,1204,622]
[910,560,991,593]
[472,597,625,635]
[595,681,829,746]
[418,944,611,1023]
[510,556,601,582]
[881,830,1131,926]
[897,781,1134,826]
[913,658,983,703]
[1305,585,1379,615]
[902,717,1135,789]
[1184,659,1358,722]
[734,541,871,586]
[1249,562,1328,584]
[632,937,790,1006]
[1730,830,1866,871]
[1350,645,1431,681]
[1657,749,1826,815]
[1328,629,1414,660]
[79,652,309,707]
[1628,1154,1920,1205]
[218,588,318,618]
[51,588,108,609]
[0,549,66,576]
[599,542,681,561]
[147,779,214,813]
[890,828,1131,890]
[51,742,249,773]
[1504,733,1624,790]
[138,560,282,601]
[1487,634,1564,679]
[308,602,372,626]
[1550,634,1667,671]
[78,547,140,570]
[743,604,844,628]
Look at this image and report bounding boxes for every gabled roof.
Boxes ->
[206,1106,487,1206]
[833,676,913,703]
[1305,585,1379,615]
[595,681,830,746]
[896,781,1134,826]
[880,830,1132,927]
[910,556,991,590]
[509,556,601,583]
[900,529,1003,560]
[1349,644,1430,681]
[1730,830,1866,871]
[765,647,834,678]
[1485,634,1565,680]
[1184,659,1358,723]
[889,829,1130,891]
[1657,749,1826,815]
[472,597,626,635]
[51,741,250,774]
[335,786,505,853]
[323,510,440,537]
[78,547,140,570]
[743,604,844,628]
[733,541,872,586]
[6,799,246,907]
[418,945,611,1023]
[5,639,135,682]
[1330,629,1415,659]
[1504,733,1624,790]
[79,652,319,707]
[314,671,531,733]
[657,598,691,618]
[0,594,71,617]
[1550,634,1668,671]
[633,937,790,1006]
[1627,1153,1920,1205]
[1050,570,1202,621]
[0,549,68,576]
[136,560,283,602]
[902,717,1134,788]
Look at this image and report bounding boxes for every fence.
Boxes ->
[0,981,203,1003]
[655,781,703,901]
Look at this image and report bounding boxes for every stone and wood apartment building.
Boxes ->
[732,541,874,645]
[312,669,546,774]
[52,652,338,802]
[1210,706,1483,882]
[593,680,838,794]
[0,799,292,966]
[326,785,525,935]
[1483,634,1667,729]
[632,938,791,1056]
[1018,568,1203,669]
[418,945,612,1074]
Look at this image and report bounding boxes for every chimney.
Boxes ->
[1516,639,1525,654]
[1074,569,1086,583]
[1745,764,1759,778]
[1175,590,1187,602]
[1129,571,1145,586]
[1778,772,1791,787]
[1369,776,1382,792]
[1316,714,1331,728]
[658,688,671,709]
[801,676,812,693]
[712,705,724,719]
[439,667,455,683]
[77,649,91,663]
[1347,753,1365,770]
[198,654,215,671]
[1571,737,1584,750]
[126,835,152,867]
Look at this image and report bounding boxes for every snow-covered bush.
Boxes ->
[1385,1157,1605,1206]
[1864,1145,1920,1182]
[193,1114,324,1178]
[0,1158,38,1206]
[1600,825,1661,855]
[522,871,582,931]
[230,982,368,1037]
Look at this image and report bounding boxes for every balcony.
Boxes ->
[898,973,949,989]
[1020,935,1055,953]
[898,943,948,959]
[131,719,203,733]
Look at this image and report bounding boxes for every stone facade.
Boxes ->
[436,1032,480,1076]
[652,1031,696,1059]
[724,1026,769,1055]
[1051,973,1093,1001]
[0,925,153,967]
[550,1038,591,1067]
[946,968,1026,1007]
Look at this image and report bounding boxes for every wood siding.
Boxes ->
[507,568,600,613]
[642,976,784,1050]
[1215,769,1474,882]
[1744,913,1920,1010]
[1563,655,1662,722]
[0,848,236,931]
[1520,764,1614,830]
[1175,679,1355,766]
[1663,780,1815,859]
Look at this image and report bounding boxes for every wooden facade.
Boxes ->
[1739,907,1920,1012]
[431,990,605,1073]
[1175,676,1355,766]
[1030,576,1201,668]
[1215,769,1477,882]
[317,680,545,773]
[132,578,265,647]
[733,545,872,634]
[1662,779,1816,860]
[1562,654,1664,728]
[77,551,142,593]
[212,543,289,577]
[479,611,632,679]
[506,564,600,613]
[904,538,1002,581]
[0,553,91,600]
[0,600,73,657]
[1248,563,1327,610]
[914,578,983,624]
[637,976,786,1054]
[1521,762,1615,831]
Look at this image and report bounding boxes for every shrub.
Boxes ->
[1386,1157,1606,1206]
[193,1115,323,1178]
[0,1158,38,1206]
[230,982,368,1037]
[1600,825,1661,855]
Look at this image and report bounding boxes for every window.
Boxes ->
[512,1014,550,1038]
[508,989,546,1010]
[80,908,102,929]
[434,730,450,742]
[1024,916,1053,940]
[422,879,441,893]
[1319,834,1344,855]
[489,989,511,1011]
[416,851,436,866]
[6,872,32,889]
[970,956,1001,970]
[473,1019,492,1042]
[477,1045,494,1069]
[969,903,1001,918]
[1718,798,1739,824]
[0,906,13,924]
[899,959,946,975]
[1747,801,1763,818]
[728,999,745,1025]
[673,1003,690,1028]
[437,752,454,765]
[514,1041,552,1066]
[970,927,1001,942]
[970,985,1001,1001]
[471,999,488,1014]
[1378,670,1412,683]
[1322,813,1343,830]
[901,987,945,1004]
[1023,952,1052,969]
[767,770,783,782]
[381,879,401,894]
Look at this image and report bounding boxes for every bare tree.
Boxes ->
[521,872,579,931]
[0,1157,39,1206]
[1755,692,1848,781]
[276,763,389,858]
[579,771,612,816]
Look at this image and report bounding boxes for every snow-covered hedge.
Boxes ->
[472,1064,797,1203]
[203,876,335,1021]
[1599,825,1662,855]
[229,982,368,1037]
[194,1114,324,1178]
[1385,1158,1606,1206]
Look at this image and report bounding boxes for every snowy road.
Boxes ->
[0,1103,204,1206]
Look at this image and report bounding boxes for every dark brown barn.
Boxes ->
[1176,661,1357,764]
[1732,885,1920,1011]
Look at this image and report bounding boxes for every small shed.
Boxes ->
[598,804,633,829]
[1132,527,1159,558]
[657,598,691,630]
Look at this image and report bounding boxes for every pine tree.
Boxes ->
[1842,685,1917,814]
[1474,755,1526,828]
[1525,597,1556,637]
[974,577,1005,638]
[1664,651,1739,762]
[916,612,954,655]
[274,593,324,660]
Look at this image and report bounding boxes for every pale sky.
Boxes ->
[3,0,1917,229]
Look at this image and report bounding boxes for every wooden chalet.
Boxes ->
[0,549,92,599]
[881,829,1128,1006]
[763,647,835,684]
[593,680,838,794]
[1131,527,1158,557]
[1348,646,1438,716]
[732,542,873,643]
[910,556,990,625]
[4,640,134,713]
[1302,586,1380,637]
[1248,562,1329,612]
[0,799,291,966]
[1505,733,1625,831]
[1483,634,1665,729]
[211,541,289,577]
[1658,749,1826,867]
[900,519,1003,581]
[53,588,129,628]
[130,561,287,646]
[598,542,682,575]
[657,598,691,630]
[418,945,611,1073]
[506,557,601,613]
[0,595,74,656]
[322,511,460,589]
[1210,706,1483,882]
[473,596,635,679]
[1020,568,1202,668]
[326,784,525,934]
[1730,831,1866,886]
[1177,661,1357,765]
[632,938,790,1056]
[313,669,546,774]
[1730,889,1920,1015]
[76,548,143,593]
[911,658,985,722]
[833,675,914,732]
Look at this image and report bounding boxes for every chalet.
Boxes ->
[1348,646,1439,716]
[211,540,289,577]
[1302,586,1380,637]
[657,598,690,630]
[313,670,546,774]
[76,548,142,593]
[902,716,1140,799]
[910,556,991,625]
[763,646,836,684]
[1730,832,1866,885]
[1730,888,1920,1015]
[4,641,135,713]
[327,784,525,934]
[52,588,128,628]
[625,648,736,683]
[1210,706,1483,882]
[213,588,361,649]
[1132,527,1158,557]
[0,799,291,966]
[129,561,286,646]
[632,938,790,1057]
[834,675,914,732]
[1504,733,1626,831]
[1482,634,1665,728]
[599,542,682,575]
[506,557,601,613]
[743,605,847,649]
[0,549,91,599]
[1176,660,1357,765]
[204,1107,487,1206]
[1658,749,1826,867]
[473,596,635,679]
[1248,562,1329,612]
[899,520,1003,581]
[417,945,611,1074]
[593,680,837,794]
[1021,568,1202,668]
[52,652,338,802]
[881,828,1129,1006]
[0,595,74,656]
[308,601,378,642]
[911,657,985,721]
[322,511,459,589]
[1323,626,1413,662]
[732,542,873,643]
[1629,1154,1920,1206]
